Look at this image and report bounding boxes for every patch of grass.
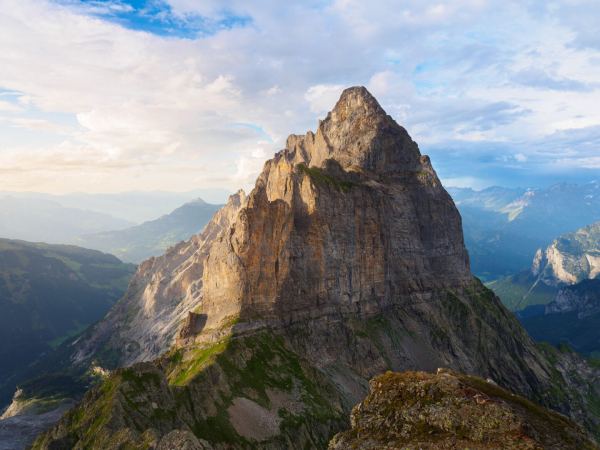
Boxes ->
[298,164,358,193]
[168,338,231,386]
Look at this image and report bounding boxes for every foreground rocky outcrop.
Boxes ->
[329,370,599,449]
[30,87,600,449]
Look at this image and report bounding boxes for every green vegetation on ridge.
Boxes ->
[487,268,559,313]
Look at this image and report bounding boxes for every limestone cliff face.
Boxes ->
[329,370,599,450]
[70,190,247,366]
[533,221,600,287]
[532,248,546,277]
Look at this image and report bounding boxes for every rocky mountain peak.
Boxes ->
[72,88,472,363]
[327,86,385,123]
[30,88,600,449]
[282,86,422,176]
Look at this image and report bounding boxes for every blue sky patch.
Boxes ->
[53,0,252,38]
[229,123,273,143]
[413,60,442,76]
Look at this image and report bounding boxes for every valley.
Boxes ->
[0,239,136,405]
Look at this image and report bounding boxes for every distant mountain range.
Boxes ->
[0,239,136,401]
[0,190,232,252]
[0,188,232,224]
[521,279,600,359]
[488,221,600,357]
[76,198,224,263]
[0,196,136,244]
[448,181,600,281]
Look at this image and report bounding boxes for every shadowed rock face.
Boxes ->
[30,88,600,449]
[329,370,599,450]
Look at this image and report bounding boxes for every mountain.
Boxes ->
[449,182,600,282]
[330,370,599,449]
[489,220,600,315]
[446,185,526,208]
[76,198,225,263]
[31,87,600,448]
[0,239,136,397]
[0,189,233,224]
[0,197,135,244]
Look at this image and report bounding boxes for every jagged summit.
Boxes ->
[280,86,422,176]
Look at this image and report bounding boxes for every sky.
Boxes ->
[0,0,599,194]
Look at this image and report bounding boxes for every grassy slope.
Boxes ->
[31,331,348,450]
[487,268,558,312]
[522,311,600,358]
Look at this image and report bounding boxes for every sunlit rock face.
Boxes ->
[70,189,248,366]
[533,221,600,287]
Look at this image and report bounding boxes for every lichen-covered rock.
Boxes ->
[329,370,599,450]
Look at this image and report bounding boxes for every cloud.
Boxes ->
[9,118,73,134]
[514,153,527,162]
[0,0,599,194]
[512,68,596,92]
[441,176,490,191]
[232,148,269,184]
[524,0,600,51]
[0,100,25,113]
[263,85,281,96]
[304,85,345,114]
